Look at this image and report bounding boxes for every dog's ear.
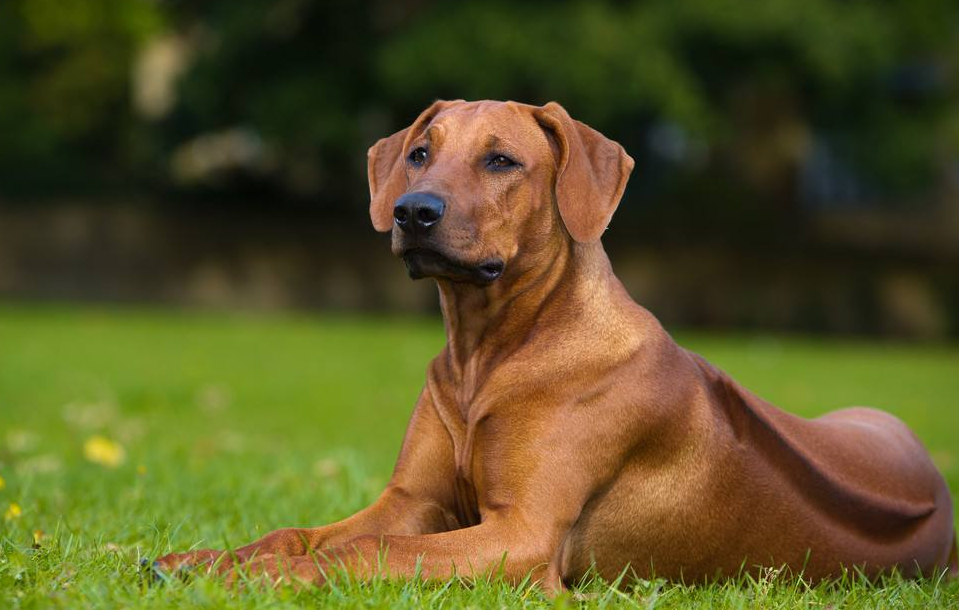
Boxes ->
[367,100,462,232]
[367,125,410,232]
[534,102,635,243]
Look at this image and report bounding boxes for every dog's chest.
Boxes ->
[429,358,516,526]
[449,415,484,527]
[452,470,481,527]
[432,393,487,527]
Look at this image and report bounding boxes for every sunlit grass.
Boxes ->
[0,303,956,608]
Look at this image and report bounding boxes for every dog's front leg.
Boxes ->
[233,512,561,590]
[154,390,459,577]
[154,486,451,576]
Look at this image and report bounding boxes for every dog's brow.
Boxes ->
[425,124,446,147]
[483,134,518,153]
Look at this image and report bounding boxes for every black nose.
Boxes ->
[393,192,445,233]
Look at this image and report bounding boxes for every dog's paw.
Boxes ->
[139,558,165,584]
[147,550,226,584]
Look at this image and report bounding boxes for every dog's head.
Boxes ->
[367,100,634,285]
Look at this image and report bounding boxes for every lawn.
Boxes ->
[0,303,956,608]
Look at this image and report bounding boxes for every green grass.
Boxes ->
[0,303,956,609]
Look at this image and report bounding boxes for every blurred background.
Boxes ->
[2,0,958,339]
[1,6,958,596]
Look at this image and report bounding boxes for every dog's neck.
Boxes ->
[435,240,630,390]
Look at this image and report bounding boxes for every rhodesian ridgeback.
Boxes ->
[156,100,957,589]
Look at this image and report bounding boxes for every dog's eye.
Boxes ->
[487,154,517,170]
[408,147,428,166]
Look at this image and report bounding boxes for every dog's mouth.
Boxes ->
[401,248,504,285]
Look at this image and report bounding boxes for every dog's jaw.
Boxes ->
[401,247,504,285]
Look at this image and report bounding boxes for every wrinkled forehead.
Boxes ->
[424,101,552,158]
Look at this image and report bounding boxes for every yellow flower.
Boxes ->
[0,473,5,490]
[33,530,45,545]
[4,502,21,521]
[136,464,147,476]
[83,436,126,468]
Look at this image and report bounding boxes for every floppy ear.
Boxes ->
[367,100,463,232]
[534,101,635,243]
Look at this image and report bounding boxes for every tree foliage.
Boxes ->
[1,0,956,217]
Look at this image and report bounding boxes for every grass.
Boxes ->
[0,302,956,609]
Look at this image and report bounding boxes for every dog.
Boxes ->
[156,99,957,589]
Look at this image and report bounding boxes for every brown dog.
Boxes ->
[156,100,957,588]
